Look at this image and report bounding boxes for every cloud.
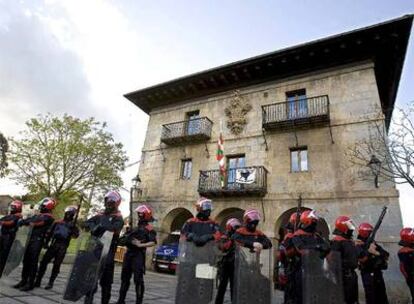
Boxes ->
[0,1,147,216]
[0,1,94,135]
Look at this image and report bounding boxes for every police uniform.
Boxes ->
[331,234,359,304]
[354,239,389,304]
[215,230,237,304]
[16,212,55,290]
[232,226,272,250]
[290,229,330,304]
[181,217,221,245]
[35,219,80,288]
[84,211,124,304]
[0,212,22,277]
[117,222,157,304]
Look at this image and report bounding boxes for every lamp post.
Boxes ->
[368,155,381,188]
[129,175,142,228]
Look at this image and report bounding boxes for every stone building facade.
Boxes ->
[126,16,413,302]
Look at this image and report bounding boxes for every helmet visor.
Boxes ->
[245,209,261,221]
[200,201,212,211]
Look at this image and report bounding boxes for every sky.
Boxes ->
[0,0,413,223]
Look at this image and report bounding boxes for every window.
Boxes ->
[186,110,200,135]
[227,155,246,186]
[286,89,308,119]
[180,159,192,179]
[290,147,308,172]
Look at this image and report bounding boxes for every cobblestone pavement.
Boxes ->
[0,264,233,304]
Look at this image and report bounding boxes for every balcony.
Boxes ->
[161,117,213,145]
[198,166,268,197]
[262,95,330,131]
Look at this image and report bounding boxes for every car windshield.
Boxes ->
[162,233,180,245]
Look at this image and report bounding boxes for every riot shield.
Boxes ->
[0,225,32,279]
[302,250,344,304]
[62,231,114,302]
[175,240,219,304]
[233,246,272,304]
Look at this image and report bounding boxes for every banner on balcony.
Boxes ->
[236,168,256,184]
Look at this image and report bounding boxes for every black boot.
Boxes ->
[20,282,34,291]
[84,293,93,304]
[33,277,41,288]
[102,288,111,304]
[135,281,144,304]
[45,272,57,290]
[116,281,129,304]
[44,280,54,290]
[34,266,46,288]
[83,285,97,304]
[13,280,26,289]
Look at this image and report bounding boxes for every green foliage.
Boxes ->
[53,190,81,218]
[0,132,8,177]
[9,114,128,208]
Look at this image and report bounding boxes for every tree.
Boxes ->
[348,104,414,188]
[0,132,8,177]
[9,114,128,213]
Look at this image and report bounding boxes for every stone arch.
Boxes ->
[274,207,330,242]
[161,207,193,234]
[215,207,245,229]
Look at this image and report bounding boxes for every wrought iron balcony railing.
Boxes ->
[262,95,330,130]
[198,166,268,197]
[161,117,213,145]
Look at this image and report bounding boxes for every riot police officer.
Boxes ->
[330,216,359,304]
[116,204,157,304]
[355,222,389,304]
[276,213,300,304]
[84,190,124,304]
[398,227,414,304]
[0,200,23,277]
[289,210,330,304]
[215,218,241,304]
[13,197,56,291]
[232,209,272,251]
[181,197,221,245]
[34,205,80,289]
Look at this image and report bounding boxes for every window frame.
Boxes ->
[185,110,200,120]
[286,89,308,119]
[180,158,193,180]
[290,147,309,173]
[226,154,246,186]
[185,110,201,135]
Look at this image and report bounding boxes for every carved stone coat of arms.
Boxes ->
[224,90,252,135]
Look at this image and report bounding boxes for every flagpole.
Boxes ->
[217,120,225,188]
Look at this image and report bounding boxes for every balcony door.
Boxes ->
[287,89,308,120]
[227,155,246,188]
[186,110,200,135]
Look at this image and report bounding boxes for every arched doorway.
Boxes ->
[274,207,330,242]
[215,207,245,229]
[161,207,193,234]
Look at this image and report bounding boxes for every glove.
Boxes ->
[199,234,214,243]
[194,238,207,247]
[194,234,214,247]
[186,233,195,242]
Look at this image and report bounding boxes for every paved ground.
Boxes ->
[0,264,232,304]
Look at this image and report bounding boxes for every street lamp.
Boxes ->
[368,155,381,188]
[129,175,142,228]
